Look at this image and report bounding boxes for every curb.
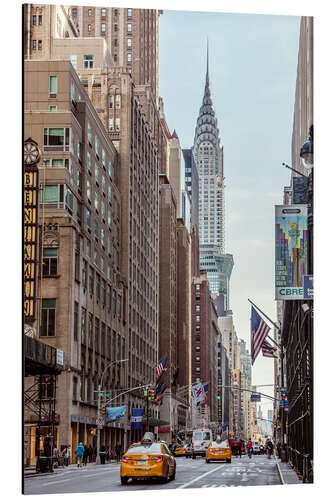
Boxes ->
[275,457,285,485]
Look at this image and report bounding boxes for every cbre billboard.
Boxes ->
[275,205,308,300]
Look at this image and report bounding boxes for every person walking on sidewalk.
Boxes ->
[247,439,253,458]
[266,439,274,459]
[76,442,85,467]
[276,441,281,459]
[83,445,89,466]
[115,443,122,462]
[62,446,70,466]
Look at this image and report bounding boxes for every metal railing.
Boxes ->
[24,335,58,368]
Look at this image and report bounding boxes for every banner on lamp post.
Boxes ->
[275,205,308,300]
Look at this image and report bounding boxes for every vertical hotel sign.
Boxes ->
[275,205,308,300]
[24,138,40,321]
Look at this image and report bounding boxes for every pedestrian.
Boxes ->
[115,443,122,462]
[52,445,59,468]
[100,445,106,465]
[83,445,89,466]
[62,446,70,466]
[247,439,253,458]
[266,439,274,459]
[88,445,93,463]
[276,441,281,459]
[75,442,85,467]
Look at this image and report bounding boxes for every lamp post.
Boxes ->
[96,359,128,465]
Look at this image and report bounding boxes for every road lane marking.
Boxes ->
[177,464,224,489]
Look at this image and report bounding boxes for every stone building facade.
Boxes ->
[24,59,127,462]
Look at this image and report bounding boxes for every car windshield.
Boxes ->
[193,432,202,440]
[203,432,211,440]
[211,440,229,448]
[126,443,162,454]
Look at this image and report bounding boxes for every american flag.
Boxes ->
[156,355,167,378]
[261,339,277,358]
[191,382,206,406]
[251,306,271,364]
[221,425,229,441]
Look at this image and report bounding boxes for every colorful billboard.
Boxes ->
[275,205,308,300]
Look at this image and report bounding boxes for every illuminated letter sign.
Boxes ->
[24,162,39,321]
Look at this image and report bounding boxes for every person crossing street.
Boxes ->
[247,439,253,458]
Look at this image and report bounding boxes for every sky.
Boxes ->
[159,8,301,412]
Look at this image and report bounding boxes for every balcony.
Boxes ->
[24,335,64,376]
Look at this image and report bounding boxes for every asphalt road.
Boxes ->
[24,454,282,494]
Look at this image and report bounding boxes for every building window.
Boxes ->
[127,8,132,18]
[101,23,106,33]
[43,127,70,151]
[89,266,94,295]
[81,307,86,345]
[115,94,121,108]
[127,38,132,48]
[195,367,200,373]
[196,315,200,322]
[87,122,92,145]
[101,8,106,17]
[88,24,92,32]
[96,273,100,301]
[196,305,200,311]
[127,53,132,64]
[82,259,87,289]
[88,313,93,348]
[127,23,132,32]
[95,318,100,353]
[115,118,120,131]
[38,15,42,25]
[70,54,77,69]
[84,54,94,69]
[40,299,56,337]
[49,105,57,112]
[73,376,78,400]
[33,15,37,25]
[74,301,79,341]
[72,7,77,17]
[114,24,118,31]
[42,248,58,276]
[32,40,36,50]
[38,40,42,50]
[108,118,114,131]
[49,76,58,97]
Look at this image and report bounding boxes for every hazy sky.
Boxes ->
[159,8,301,411]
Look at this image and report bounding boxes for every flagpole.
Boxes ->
[248,298,281,349]
[248,299,287,462]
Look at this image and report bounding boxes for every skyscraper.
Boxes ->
[193,45,233,304]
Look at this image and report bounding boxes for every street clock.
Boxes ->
[24,137,41,166]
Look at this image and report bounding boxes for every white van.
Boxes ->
[191,429,213,458]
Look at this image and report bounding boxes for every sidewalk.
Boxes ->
[24,461,120,478]
[275,456,302,485]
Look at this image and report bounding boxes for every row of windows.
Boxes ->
[72,7,131,17]
[32,40,42,51]
[32,15,42,25]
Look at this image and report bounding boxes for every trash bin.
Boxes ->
[39,456,50,473]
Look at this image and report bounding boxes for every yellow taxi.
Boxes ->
[174,444,187,456]
[120,432,176,485]
[206,437,232,463]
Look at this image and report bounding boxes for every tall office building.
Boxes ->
[193,47,233,304]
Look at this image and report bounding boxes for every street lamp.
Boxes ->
[96,358,128,464]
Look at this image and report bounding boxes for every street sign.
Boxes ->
[96,416,104,426]
[251,394,261,402]
[303,275,313,300]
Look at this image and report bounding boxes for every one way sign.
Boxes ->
[303,275,313,300]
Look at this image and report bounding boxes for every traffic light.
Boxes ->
[101,406,106,416]
[217,390,221,401]
[148,389,155,401]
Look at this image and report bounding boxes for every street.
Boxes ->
[24,454,282,494]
